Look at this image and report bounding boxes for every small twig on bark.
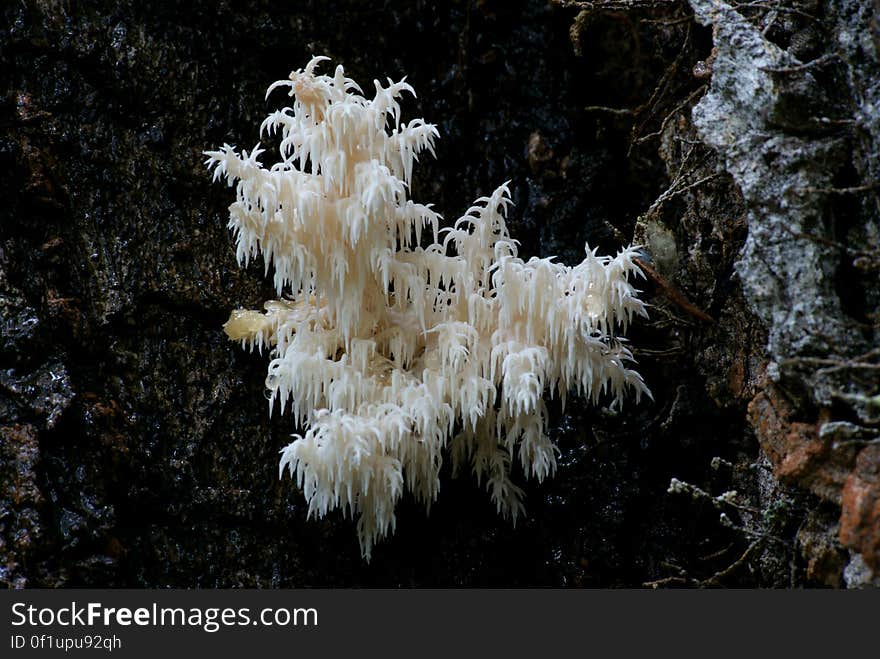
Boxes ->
[801,182,879,195]
[634,257,715,323]
[553,0,683,10]
[583,105,636,116]
[758,52,840,74]
[631,84,707,149]
[645,171,721,214]
[731,2,819,22]
[777,222,880,259]
[699,539,764,587]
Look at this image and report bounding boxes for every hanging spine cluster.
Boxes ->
[206,56,649,559]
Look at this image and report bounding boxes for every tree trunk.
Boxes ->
[1,0,877,587]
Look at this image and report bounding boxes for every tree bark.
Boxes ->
[1,0,877,587]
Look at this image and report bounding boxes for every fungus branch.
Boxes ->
[206,57,649,559]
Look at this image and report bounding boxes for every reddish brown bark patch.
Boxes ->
[840,445,880,570]
[747,386,839,500]
[749,383,880,572]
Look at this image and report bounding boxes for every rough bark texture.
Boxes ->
[1,0,877,587]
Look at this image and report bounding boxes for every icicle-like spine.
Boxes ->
[205,57,649,561]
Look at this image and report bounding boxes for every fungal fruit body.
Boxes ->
[205,57,649,559]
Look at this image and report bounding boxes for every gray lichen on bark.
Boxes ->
[691,0,863,359]
[690,0,880,581]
